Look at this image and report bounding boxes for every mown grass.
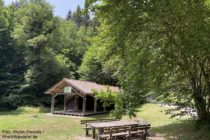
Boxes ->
[0,106,110,140]
[0,104,210,140]
[135,104,210,140]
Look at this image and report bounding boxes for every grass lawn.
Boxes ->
[135,104,210,140]
[0,103,210,140]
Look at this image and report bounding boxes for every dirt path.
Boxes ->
[74,133,167,140]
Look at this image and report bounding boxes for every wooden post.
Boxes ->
[51,94,55,113]
[64,95,67,112]
[74,96,78,111]
[82,96,86,116]
[94,97,97,113]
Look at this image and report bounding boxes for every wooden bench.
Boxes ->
[99,126,130,140]
[129,124,151,140]
[80,118,118,136]
[98,124,151,140]
[141,124,151,136]
[80,118,118,124]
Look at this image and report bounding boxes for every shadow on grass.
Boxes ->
[0,106,50,116]
[0,111,22,116]
[151,120,210,140]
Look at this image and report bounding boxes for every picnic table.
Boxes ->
[87,120,149,139]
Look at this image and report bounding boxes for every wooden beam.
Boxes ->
[94,97,97,113]
[64,95,67,112]
[45,79,67,94]
[51,95,55,113]
[82,96,86,116]
[74,96,78,111]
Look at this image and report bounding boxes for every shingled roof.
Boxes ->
[45,78,120,95]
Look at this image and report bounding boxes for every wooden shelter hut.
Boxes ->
[45,78,120,116]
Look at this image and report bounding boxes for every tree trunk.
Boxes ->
[189,72,209,122]
[192,90,208,122]
[206,90,210,122]
[207,96,210,117]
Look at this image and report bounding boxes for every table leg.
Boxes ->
[97,128,103,140]
[92,128,96,139]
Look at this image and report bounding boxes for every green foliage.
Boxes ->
[0,2,26,110]
[93,88,117,107]
[111,94,137,119]
[78,25,118,85]
[93,88,136,119]
[0,0,94,110]
[79,57,117,85]
[2,0,210,125]
[66,10,72,20]
[85,0,210,122]
[67,5,91,28]
[52,20,94,78]
[9,0,67,106]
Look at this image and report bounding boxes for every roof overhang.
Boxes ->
[44,78,87,97]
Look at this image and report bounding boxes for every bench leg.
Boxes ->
[145,129,148,135]
[143,133,147,140]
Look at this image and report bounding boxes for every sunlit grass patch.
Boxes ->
[15,106,49,114]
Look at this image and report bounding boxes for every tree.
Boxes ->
[70,5,92,27]
[79,43,118,85]
[0,0,95,110]
[0,1,26,110]
[66,10,72,20]
[93,88,136,119]
[72,5,83,27]
[85,0,210,122]
[11,0,70,106]
[53,20,94,79]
